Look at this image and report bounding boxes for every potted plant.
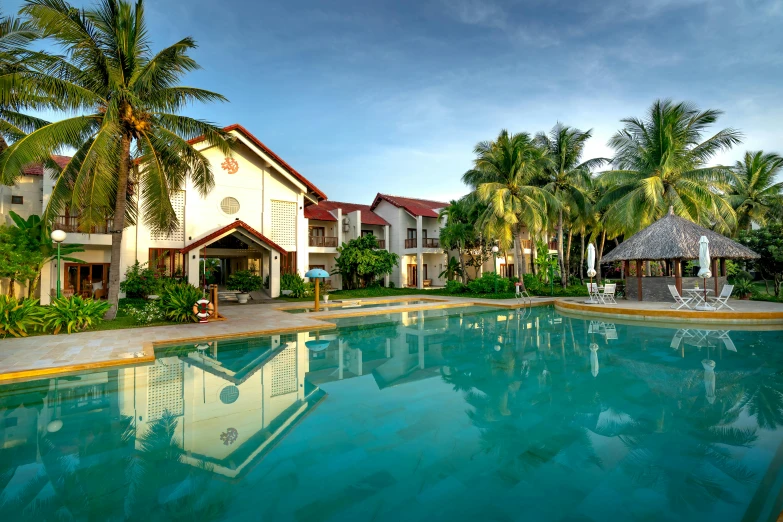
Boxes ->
[732,278,755,300]
[226,270,263,304]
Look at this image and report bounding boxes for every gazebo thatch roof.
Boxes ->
[601,208,759,262]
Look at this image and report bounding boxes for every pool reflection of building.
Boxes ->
[118,333,324,479]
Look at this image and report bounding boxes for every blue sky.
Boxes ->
[9,0,783,203]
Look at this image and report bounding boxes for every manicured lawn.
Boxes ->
[277,285,589,302]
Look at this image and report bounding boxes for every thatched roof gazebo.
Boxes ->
[601,207,759,301]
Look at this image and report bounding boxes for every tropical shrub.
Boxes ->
[467,273,511,294]
[226,270,263,293]
[122,301,165,325]
[446,280,468,294]
[160,283,202,323]
[120,261,159,298]
[281,272,308,298]
[42,297,111,334]
[333,235,399,289]
[0,296,43,338]
[732,278,755,299]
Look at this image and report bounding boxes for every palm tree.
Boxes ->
[535,123,607,287]
[728,151,783,233]
[1,0,231,319]
[463,130,553,279]
[438,196,476,282]
[597,99,742,236]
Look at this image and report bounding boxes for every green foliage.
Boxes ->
[121,301,164,325]
[120,261,160,298]
[728,151,783,232]
[522,274,589,297]
[439,256,464,281]
[159,283,201,323]
[200,258,221,284]
[534,239,559,283]
[0,223,45,294]
[333,235,399,289]
[42,296,111,334]
[0,296,43,338]
[467,272,511,294]
[739,225,783,297]
[732,278,755,298]
[446,280,468,294]
[226,270,263,293]
[281,272,308,298]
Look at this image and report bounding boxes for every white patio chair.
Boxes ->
[708,284,735,311]
[601,323,618,340]
[670,329,693,349]
[586,283,603,303]
[668,285,693,310]
[601,283,617,304]
[715,330,737,352]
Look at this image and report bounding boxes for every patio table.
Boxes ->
[684,288,715,311]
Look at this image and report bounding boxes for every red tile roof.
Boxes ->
[304,201,390,225]
[22,155,71,176]
[370,194,448,218]
[188,124,327,202]
[180,220,287,254]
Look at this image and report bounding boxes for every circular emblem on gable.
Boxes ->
[221,157,239,174]
[220,385,240,404]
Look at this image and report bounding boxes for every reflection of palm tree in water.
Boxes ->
[4,410,230,521]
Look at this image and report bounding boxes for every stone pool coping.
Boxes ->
[3,293,781,384]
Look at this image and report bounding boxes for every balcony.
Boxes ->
[55,215,114,234]
[376,239,385,249]
[518,239,558,251]
[404,238,440,249]
[309,236,338,248]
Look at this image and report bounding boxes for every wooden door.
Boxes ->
[407,264,417,287]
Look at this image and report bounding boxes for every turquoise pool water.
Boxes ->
[282,299,431,313]
[2,305,783,521]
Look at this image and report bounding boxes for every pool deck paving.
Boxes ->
[1,293,782,383]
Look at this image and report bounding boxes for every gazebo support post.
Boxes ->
[712,258,719,294]
[720,259,726,277]
[636,259,643,301]
[674,258,682,295]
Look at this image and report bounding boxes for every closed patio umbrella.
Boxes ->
[590,343,599,377]
[586,243,597,303]
[702,359,716,404]
[697,236,713,310]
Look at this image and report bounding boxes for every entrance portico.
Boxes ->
[181,220,285,297]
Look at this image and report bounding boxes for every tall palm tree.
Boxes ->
[1,0,231,319]
[728,151,783,233]
[439,196,476,283]
[597,99,742,236]
[535,123,607,287]
[463,130,553,279]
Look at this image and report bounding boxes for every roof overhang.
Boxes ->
[180,220,287,255]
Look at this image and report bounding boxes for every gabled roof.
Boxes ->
[188,124,327,202]
[304,200,390,226]
[180,220,287,254]
[370,193,448,218]
[22,155,71,176]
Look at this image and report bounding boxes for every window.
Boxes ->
[220,197,240,215]
[361,230,373,237]
[407,228,417,239]
[309,226,325,237]
[149,248,185,277]
[309,265,326,270]
[11,195,23,204]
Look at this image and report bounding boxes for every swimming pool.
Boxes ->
[281,298,434,313]
[2,305,783,521]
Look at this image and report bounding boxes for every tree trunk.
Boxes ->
[565,229,573,287]
[530,235,537,276]
[459,242,467,284]
[105,135,132,320]
[7,278,15,297]
[596,231,606,284]
[557,210,566,288]
[28,269,42,299]
[579,234,585,283]
[514,229,526,277]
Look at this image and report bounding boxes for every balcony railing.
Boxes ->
[376,239,385,249]
[55,215,113,234]
[309,236,338,247]
[518,239,558,250]
[404,238,440,249]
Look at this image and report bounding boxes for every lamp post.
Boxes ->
[50,229,67,298]
[491,245,499,274]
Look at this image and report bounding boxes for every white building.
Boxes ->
[2,124,328,303]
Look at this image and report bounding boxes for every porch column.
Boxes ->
[336,208,343,290]
[636,259,643,301]
[40,260,54,305]
[720,258,726,277]
[187,252,200,288]
[674,258,682,296]
[712,258,719,294]
[416,215,423,290]
[384,225,390,287]
[269,251,281,298]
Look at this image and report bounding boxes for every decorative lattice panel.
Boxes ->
[150,190,185,241]
[270,200,297,250]
[270,343,297,397]
[147,360,184,420]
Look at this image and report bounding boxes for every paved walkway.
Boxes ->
[2,293,782,383]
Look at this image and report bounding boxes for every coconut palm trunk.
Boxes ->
[557,210,566,287]
[579,234,585,282]
[106,136,132,319]
[596,230,606,283]
[514,229,526,276]
[565,229,573,284]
